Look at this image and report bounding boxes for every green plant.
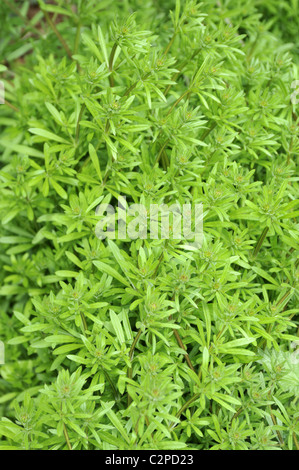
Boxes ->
[0,0,298,450]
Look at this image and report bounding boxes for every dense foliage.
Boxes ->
[0,0,298,450]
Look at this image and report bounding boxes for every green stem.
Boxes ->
[231,407,243,422]
[259,287,293,349]
[253,226,269,258]
[103,369,120,402]
[76,103,85,142]
[287,137,293,166]
[198,325,226,378]
[170,393,201,429]
[123,71,152,97]
[293,432,299,451]
[161,150,169,170]
[276,288,292,307]
[4,99,19,113]
[129,329,142,363]
[154,139,170,166]
[127,329,142,406]
[102,169,111,186]
[152,240,169,277]
[247,34,260,61]
[164,47,202,96]
[74,23,81,55]
[168,290,195,373]
[172,326,195,372]
[63,422,72,450]
[269,405,284,448]
[42,9,72,59]
[200,121,217,141]
[164,32,177,56]
[167,89,190,116]
[109,42,118,87]
[80,311,88,332]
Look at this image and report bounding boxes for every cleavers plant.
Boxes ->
[0,0,298,450]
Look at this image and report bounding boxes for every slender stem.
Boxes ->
[247,34,259,61]
[134,415,141,443]
[80,309,118,401]
[152,239,169,277]
[109,42,118,70]
[127,329,143,406]
[253,226,269,258]
[163,24,180,57]
[170,393,201,429]
[172,328,195,371]
[63,422,72,450]
[161,150,169,170]
[231,407,243,422]
[168,289,195,373]
[200,121,217,141]
[269,405,284,448]
[4,100,19,113]
[287,137,293,165]
[164,71,180,97]
[42,9,72,59]
[260,287,294,349]
[164,47,202,96]
[102,169,111,186]
[123,81,138,97]
[76,103,85,142]
[129,328,142,363]
[123,72,152,97]
[74,23,81,55]
[154,86,207,167]
[109,42,118,87]
[167,89,190,116]
[276,288,292,307]
[164,33,176,56]
[80,311,88,332]
[198,325,226,378]
[154,138,170,166]
[293,432,299,451]
[103,369,120,402]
